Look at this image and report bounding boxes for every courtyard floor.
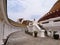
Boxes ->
[6,31,60,45]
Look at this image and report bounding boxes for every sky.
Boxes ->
[7,0,57,21]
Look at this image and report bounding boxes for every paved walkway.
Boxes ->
[6,31,60,45]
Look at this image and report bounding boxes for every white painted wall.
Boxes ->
[0,21,4,45]
[40,17,60,31]
[39,17,60,38]
[4,23,27,39]
[0,21,27,45]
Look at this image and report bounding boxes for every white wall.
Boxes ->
[4,23,27,39]
[0,21,27,44]
[40,17,60,31]
[0,21,4,44]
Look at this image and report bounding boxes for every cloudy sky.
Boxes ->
[7,0,57,21]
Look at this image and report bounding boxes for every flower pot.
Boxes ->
[53,33,59,40]
[34,31,38,37]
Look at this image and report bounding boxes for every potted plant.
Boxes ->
[34,31,38,37]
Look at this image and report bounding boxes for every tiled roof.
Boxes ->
[38,0,60,22]
[50,0,60,12]
[8,18,27,27]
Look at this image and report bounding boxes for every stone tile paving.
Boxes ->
[6,31,60,45]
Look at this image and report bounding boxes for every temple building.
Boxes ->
[38,0,60,36]
[38,0,60,21]
[0,0,28,45]
[38,0,60,38]
[38,0,60,31]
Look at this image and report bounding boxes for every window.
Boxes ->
[42,21,49,24]
[54,20,60,22]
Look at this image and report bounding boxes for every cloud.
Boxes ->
[7,0,57,21]
[7,0,26,13]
